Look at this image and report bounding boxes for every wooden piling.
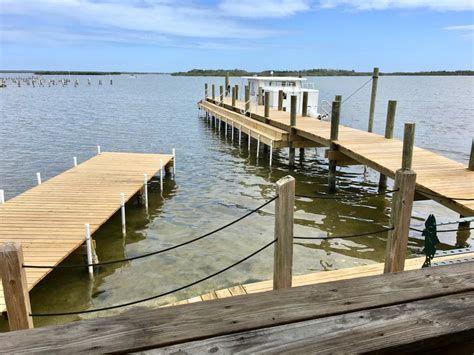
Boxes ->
[219,86,224,105]
[384,123,417,274]
[245,85,250,113]
[335,95,342,102]
[258,87,264,106]
[225,72,229,96]
[278,90,284,111]
[378,100,397,191]
[368,67,379,133]
[328,100,341,193]
[212,84,215,100]
[235,85,239,101]
[273,176,295,290]
[289,95,297,166]
[302,91,308,117]
[0,243,33,331]
[469,139,474,171]
[264,92,270,118]
[204,83,208,98]
[232,86,236,107]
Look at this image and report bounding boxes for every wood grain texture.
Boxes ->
[1,262,472,354]
[151,292,474,354]
[0,152,173,312]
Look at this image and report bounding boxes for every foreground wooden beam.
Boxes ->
[1,262,472,353]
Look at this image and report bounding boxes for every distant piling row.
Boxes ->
[0,76,113,88]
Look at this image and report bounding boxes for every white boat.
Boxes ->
[241,76,330,119]
[129,74,137,79]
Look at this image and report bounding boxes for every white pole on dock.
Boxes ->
[218,117,221,133]
[248,129,252,150]
[97,145,101,155]
[73,156,78,167]
[269,141,273,167]
[0,189,4,204]
[120,192,126,236]
[143,173,149,212]
[239,125,242,146]
[231,121,234,141]
[225,120,228,138]
[36,173,42,185]
[172,148,176,178]
[85,223,94,276]
[257,134,261,158]
[160,159,164,191]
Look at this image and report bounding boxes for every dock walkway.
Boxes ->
[0,152,173,312]
[200,97,474,216]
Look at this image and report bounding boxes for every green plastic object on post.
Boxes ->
[422,214,440,268]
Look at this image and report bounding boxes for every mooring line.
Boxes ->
[29,239,276,317]
[23,196,278,269]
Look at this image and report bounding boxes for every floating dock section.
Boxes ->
[0,152,173,311]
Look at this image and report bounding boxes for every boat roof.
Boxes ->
[242,76,307,81]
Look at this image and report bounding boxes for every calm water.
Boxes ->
[0,74,473,329]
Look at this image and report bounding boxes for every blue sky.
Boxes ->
[1,0,473,72]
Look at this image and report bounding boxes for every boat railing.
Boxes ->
[319,100,332,120]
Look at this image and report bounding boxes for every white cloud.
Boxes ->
[444,24,474,30]
[219,0,311,18]
[318,0,474,11]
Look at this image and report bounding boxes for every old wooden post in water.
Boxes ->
[245,85,250,113]
[231,86,236,107]
[328,100,341,193]
[235,85,239,101]
[289,95,297,166]
[219,85,224,105]
[378,100,397,191]
[204,83,208,98]
[212,84,215,100]
[302,91,308,117]
[0,242,34,331]
[264,92,270,118]
[225,72,229,96]
[368,67,379,133]
[273,176,295,290]
[384,123,417,273]
[278,90,284,111]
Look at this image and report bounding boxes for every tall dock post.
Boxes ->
[328,100,341,193]
[302,91,308,117]
[0,242,34,330]
[289,95,297,166]
[212,84,215,100]
[278,90,284,111]
[367,67,379,133]
[384,123,417,273]
[225,72,229,96]
[231,86,236,107]
[273,176,295,290]
[258,87,264,106]
[245,85,250,114]
[378,100,397,191]
[335,95,342,102]
[264,92,270,118]
[219,86,224,105]
[457,139,474,245]
[235,85,239,100]
[204,83,208,98]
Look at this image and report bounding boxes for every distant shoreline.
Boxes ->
[0,69,473,76]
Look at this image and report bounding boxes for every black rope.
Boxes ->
[341,77,373,104]
[295,189,398,200]
[30,239,276,317]
[23,196,278,269]
[411,226,474,233]
[418,190,474,201]
[294,226,393,240]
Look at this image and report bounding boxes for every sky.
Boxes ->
[1,0,473,72]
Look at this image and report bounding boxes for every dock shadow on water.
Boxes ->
[0,74,471,330]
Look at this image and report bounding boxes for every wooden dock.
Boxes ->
[2,262,472,353]
[199,97,474,217]
[0,152,173,312]
[168,248,474,306]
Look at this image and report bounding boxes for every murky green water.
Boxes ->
[0,74,472,330]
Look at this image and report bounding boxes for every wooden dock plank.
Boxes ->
[0,152,173,312]
[1,262,472,353]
